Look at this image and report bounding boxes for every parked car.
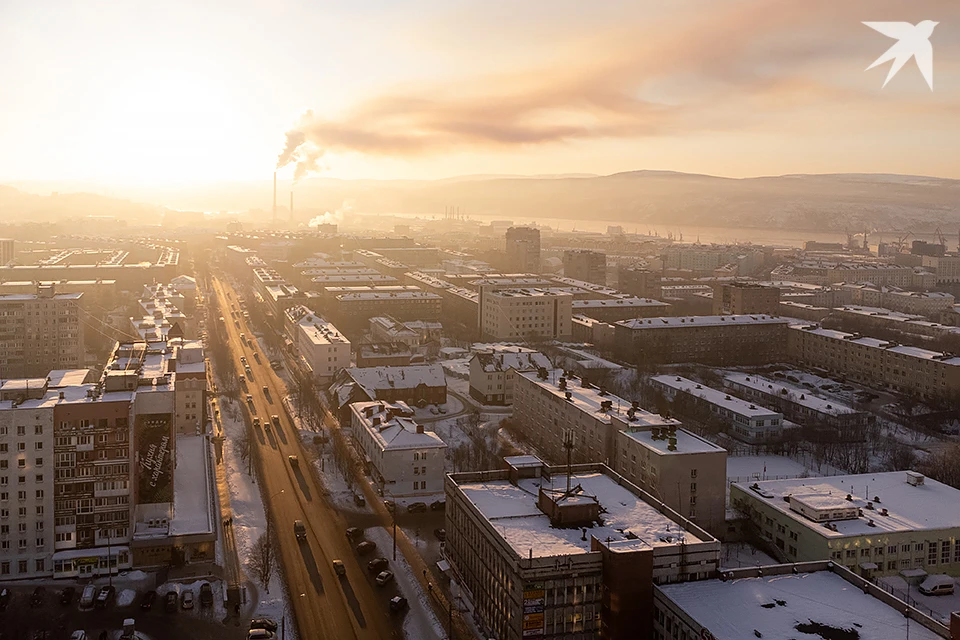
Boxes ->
[346,527,363,541]
[333,560,346,576]
[389,596,408,613]
[430,500,445,512]
[139,590,157,611]
[94,586,115,610]
[250,618,279,633]
[353,493,366,507]
[368,557,389,573]
[165,591,178,613]
[294,519,307,541]
[247,630,275,640]
[356,540,377,555]
[181,590,194,610]
[434,528,446,541]
[200,583,214,607]
[407,502,427,514]
[59,587,76,606]
[79,584,97,609]
[920,575,955,596]
[375,571,394,586]
[30,586,45,608]
[69,632,87,640]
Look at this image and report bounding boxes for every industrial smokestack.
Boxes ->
[273,172,277,222]
[290,191,294,223]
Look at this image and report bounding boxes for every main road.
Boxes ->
[212,276,402,640]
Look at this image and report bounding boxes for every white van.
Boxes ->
[919,574,955,596]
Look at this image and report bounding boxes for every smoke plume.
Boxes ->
[308,200,353,228]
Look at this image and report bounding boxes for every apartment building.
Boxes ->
[562,249,607,285]
[369,315,420,349]
[285,306,350,384]
[467,346,550,405]
[479,288,573,341]
[0,238,13,266]
[570,297,671,322]
[0,385,56,579]
[731,471,960,579]
[649,375,785,443]
[331,290,442,334]
[712,282,780,315]
[787,324,960,404]
[771,261,914,287]
[921,254,960,285]
[0,284,84,378]
[355,343,413,368]
[614,315,788,367]
[617,266,661,299]
[504,227,541,273]
[444,458,721,640]
[329,364,447,422]
[350,401,446,499]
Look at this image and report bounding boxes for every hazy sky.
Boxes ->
[1,0,959,184]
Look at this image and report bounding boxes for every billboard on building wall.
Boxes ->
[136,413,173,503]
[522,584,545,637]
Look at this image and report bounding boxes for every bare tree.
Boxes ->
[920,443,960,489]
[248,532,276,593]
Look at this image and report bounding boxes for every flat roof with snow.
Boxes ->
[457,471,703,558]
[658,571,940,640]
[733,472,960,537]
[724,373,857,416]
[789,324,960,366]
[621,426,726,456]
[617,315,786,330]
[170,435,215,537]
[652,375,781,421]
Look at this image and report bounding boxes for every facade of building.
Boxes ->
[330,364,447,421]
[787,324,960,404]
[355,343,413,368]
[617,266,661,299]
[479,288,573,341]
[562,250,607,286]
[649,375,785,443]
[504,227,541,273]
[0,284,85,379]
[922,254,960,285]
[570,297,671,322]
[0,238,13,266]
[467,346,551,405]
[712,282,781,315]
[369,315,420,349]
[332,290,443,334]
[287,306,350,384]
[614,315,789,367]
[350,401,446,499]
[444,458,721,640]
[731,471,960,579]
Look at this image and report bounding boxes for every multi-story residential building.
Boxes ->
[504,227,541,273]
[771,261,914,287]
[655,562,951,640]
[350,401,446,499]
[787,323,960,404]
[0,238,14,266]
[614,315,788,367]
[467,346,550,405]
[355,343,413,368]
[662,244,765,277]
[369,315,420,349]
[479,288,573,341]
[0,384,56,579]
[284,306,350,384]
[617,266,661,299]
[444,457,721,640]
[570,297,672,322]
[779,300,832,322]
[562,249,607,285]
[731,471,960,579]
[725,372,874,434]
[571,315,616,349]
[309,273,401,288]
[649,375,785,443]
[0,284,84,378]
[331,289,442,335]
[329,364,447,422]
[830,305,960,341]
[712,282,780,315]
[171,340,207,436]
[252,266,306,326]
[921,254,960,285]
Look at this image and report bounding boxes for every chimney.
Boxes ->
[273,172,277,222]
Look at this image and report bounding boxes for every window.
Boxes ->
[861,548,870,557]
[942,541,951,565]
[34,558,44,571]
[34,425,43,436]
[888,545,896,554]
[18,560,27,573]
[690,482,697,493]
[928,542,938,565]
[16,426,25,437]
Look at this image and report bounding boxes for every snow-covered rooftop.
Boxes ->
[572,297,669,308]
[297,313,348,345]
[733,472,960,537]
[351,401,447,452]
[789,324,960,366]
[472,347,551,373]
[621,426,726,456]
[725,373,857,416]
[457,471,703,558]
[170,435,216,536]
[344,364,446,397]
[617,315,786,330]
[652,375,781,420]
[658,571,940,640]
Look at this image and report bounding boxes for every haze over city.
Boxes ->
[2,3,960,640]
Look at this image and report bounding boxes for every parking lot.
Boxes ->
[0,581,247,640]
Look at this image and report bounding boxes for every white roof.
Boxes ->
[725,373,857,416]
[170,436,215,536]
[652,375,781,420]
[351,401,447,452]
[621,426,726,455]
[457,471,703,558]
[298,314,348,345]
[472,347,551,373]
[572,298,669,308]
[734,472,960,536]
[658,572,940,640]
[617,315,786,329]
[345,364,446,397]
[789,324,960,366]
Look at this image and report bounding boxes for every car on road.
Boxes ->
[375,570,394,586]
[246,394,254,406]
[356,540,377,555]
[353,493,366,507]
[165,590,178,613]
[59,587,76,606]
[383,500,395,513]
[430,500,445,511]
[254,352,262,363]
[235,319,240,328]
[247,630,275,640]
[253,417,261,429]
[434,528,446,541]
[181,590,194,610]
[407,502,427,514]
[240,332,246,341]
[367,557,389,573]
[245,366,253,377]
[200,582,214,607]
[94,585,115,609]
[239,375,246,385]
[272,415,280,428]
[389,596,408,613]
[79,584,97,608]
[250,618,279,633]
[294,519,307,541]
[270,360,283,370]
[333,560,346,576]
[139,590,157,610]
[30,586,45,608]
[262,385,269,395]
[288,455,299,467]
[346,527,363,541]
[240,356,247,365]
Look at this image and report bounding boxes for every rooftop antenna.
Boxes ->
[562,429,574,494]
